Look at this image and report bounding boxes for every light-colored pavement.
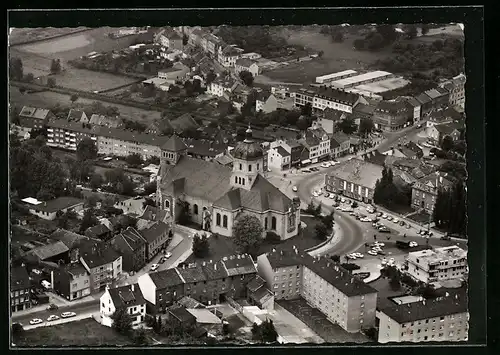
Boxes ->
[12,299,99,325]
[22,313,94,331]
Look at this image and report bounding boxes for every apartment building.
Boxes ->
[11,266,31,313]
[307,123,331,159]
[377,292,468,343]
[294,86,360,114]
[267,145,291,171]
[110,227,147,273]
[439,73,466,111]
[235,58,259,77]
[79,243,123,293]
[206,76,239,97]
[47,119,98,151]
[218,45,242,67]
[411,172,454,214]
[18,106,54,132]
[100,283,146,328]
[405,246,467,284]
[51,262,91,301]
[325,159,383,203]
[138,254,257,313]
[373,100,413,131]
[257,249,378,333]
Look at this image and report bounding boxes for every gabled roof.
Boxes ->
[80,244,121,269]
[433,122,464,135]
[177,264,207,283]
[139,221,169,244]
[28,197,84,214]
[353,102,376,115]
[172,113,200,132]
[361,150,387,167]
[222,254,257,276]
[113,227,146,252]
[85,224,111,239]
[327,159,383,189]
[299,130,321,148]
[108,284,146,309]
[177,296,205,309]
[89,114,119,128]
[149,268,185,289]
[169,306,196,323]
[415,93,432,105]
[11,266,30,291]
[67,109,87,121]
[29,241,69,260]
[275,146,290,157]
[140,206,169,222]
[19,106,52,119]
[235,58,256,68]
[247,275,266,292]
[161,135,188,151]
[212,174,294,213]
[50,229,97,249]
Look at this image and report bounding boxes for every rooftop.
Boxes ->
[169,306,196,323]
[28,241,69,260]
[235,58,256,68]
[327,158,384,189]
[11,266,30,291]
[108,284,146,309]
[19,106,52,120]
[28,197,84,214]
[315,70,358,83]
[332,71,392,87]
[409,246,467,264]
[80,244,121,269]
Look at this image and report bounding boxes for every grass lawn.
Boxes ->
[408,211,432,224]
[12,319,133,347]
[52,68,138,92]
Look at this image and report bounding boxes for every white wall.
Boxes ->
[138,274,157,305]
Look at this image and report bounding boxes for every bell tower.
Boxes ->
[230,125,264,190]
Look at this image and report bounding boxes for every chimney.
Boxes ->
[131,284,134,292]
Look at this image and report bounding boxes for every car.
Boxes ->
[440,235,451,241]
[150,264,160,271]
[47,304,58,311]
[61,312,76,318]
[47,315,60,322]
[392,218,399,223]
[29,318,43,325]
[165,252,172,259]
[399,220,406,226]
[32,269,42,275]
[292,186,298,192]
[406,224,411,229]
[367,250,378,256]
[159,257,166,264]
[311,167,320,172]
[375,242,385,247]
[387,216,393,221]
[331,160,339,165]
[376,212,383,217]
[382,214,388,219]
[340,198,346,203]
[417,123,423,128]
[312,192,319,197]
[329,193,335,199]
[409,242,418,247]
[302,169,311,173]
[355,253,364,258]
[321,162,331,168]
[347,254,357,260]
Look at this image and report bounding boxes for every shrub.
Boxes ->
[341,263,361,271]
[265,231,281,244]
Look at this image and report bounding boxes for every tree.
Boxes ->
[182,33,189,46]
[90,173,104,189]
[111,307,133,335]
[421,24,430,35]
[12,322,24,336]
[376,24,398,44]
[24,73,34,83]
[315,222,329,241]
[336,118,357,135]
[332,31,344,43]
[300,102,313,117]
[168,84,181,94]
[233,214,264,255]
[318,50,324,57]
[50,59,62,74]
[440,135,454,152]
[133,327,148,345]
[252,319,278,343]
[296,115,311,131]
[353,38,365,50]
[9,57,24,81]
[206,70,217,85]
[76,137,98,161]
[358,118,375,137]
[389,272,401,291]
[47,77,56,88]
[322,211,335,229]
[70,94,79,103]
[79,209,98,233]
[192,233,210,258]
[330,254,341,262]
[126,153,143,167]
[367,33,385,51]
[405,25,418,40]
[239,70,254,87]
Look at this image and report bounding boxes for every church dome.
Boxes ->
[231,125,264,160]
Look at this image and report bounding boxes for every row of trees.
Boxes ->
[319,25,345,43]
[432,180,466,236]
[373,167,412,209]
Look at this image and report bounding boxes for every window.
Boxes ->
[216,213,221,226]
[264,217,268,230]
[257,163,260,170]
[248,164,252,172]
[193,204,199,215]
[242,178,245,186]
[271,216,277,230]
[234,176,238,184]
[239,163,242,170]
[223,215,228,228]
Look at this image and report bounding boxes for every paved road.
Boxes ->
[12,300,99,326]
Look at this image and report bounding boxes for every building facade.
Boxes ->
[52,262,91,301]
[439,74,466,111]
[11,267,31,313]
[373,100,412,131]
[100,283,146,328]
[79,244,123,293]
[411,172,454,214]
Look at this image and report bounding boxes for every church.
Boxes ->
[157,126,301,240]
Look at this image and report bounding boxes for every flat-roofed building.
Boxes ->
[315,70,358,84]
[331,71,394,89]
[405,246,467,284]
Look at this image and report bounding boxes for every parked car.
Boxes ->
[302,169,311,173]
[392,218,399,223]
[30,318,43,325]
[165,252,172,259]
[341,198,346,203]
[409,241,418,247]
[310,167,320,172]
[47,304,58,311]
[374,242,385,247]
[399,220,406,226]
[329,193,335,199]
[367,250,378,256]
[321,162,331,168]
[150,264,160,271]
[159,256,166,264]
[292,186,298,192]
[47,315,59,322]
[382,214,388,219]
[377,212,383,217]
[379,227,390,233]
[61,312,76,318]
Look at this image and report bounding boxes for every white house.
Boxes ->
[267,145,291,171]
[206,76,239,98]
[100,284,146,329]
[25,197,84,221]
[235,58,259,77]
[218,45,241,67]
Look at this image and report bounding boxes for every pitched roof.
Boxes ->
[221,45,240,56]
[415,172,454,191]
[375,100,410,114]
[161,135,188,151]
[19,106,52,119]
[327,159,384,189]
[85,224,111,239]
[89,114,119,128]
[149,268,185,289]
[275,146,290,157]
[222,254,257,276]
[139,221,169,244]
[299,131,321,148]
[265,249,377,297]
[415,93,432,105]
[177,296,205,309]
[249,285,274,305]
[11,266,30,291]
[113,227,146,251]
[29,241,69,260]
[379,291,467,324]
[353,103,376,115]
[161,156,232,202]
[212,174,294,213]
[235,58,256,68]
[67,109,86,121]
[108,284,146,309]
[361,150,387,166]
[433,122,464,135]
[332,132,350,144]
[140,206,169,222]
[80,244,121,269]
[28,197,84,214]
[177,264,208,283]
[215,154,233,166]
[247,275,266,292]
[50,229,97,249]
[313,86,360,105]
[169,306,196,323]
[183,138,228,158]
[172,113,200,132]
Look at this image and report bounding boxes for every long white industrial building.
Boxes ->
[315,70,358,84]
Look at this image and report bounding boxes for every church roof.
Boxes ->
[231,127,264,160]
[161,135,187,152]
[213,174,293,213]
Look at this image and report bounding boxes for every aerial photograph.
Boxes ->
[9,23,468,347]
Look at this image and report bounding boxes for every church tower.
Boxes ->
[160,134,188,168]
[230,125,264,190]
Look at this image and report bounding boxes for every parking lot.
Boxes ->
[277,298,370,343]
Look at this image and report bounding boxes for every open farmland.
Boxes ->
[9,27,91,45]
[9,87,162,124]
[259,28,393,84]
[51,68,139,92]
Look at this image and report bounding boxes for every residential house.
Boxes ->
[307,123,331,161]
[110,227,147,272]
[146,119,174,136]
[217,45,241,67]
[373,100,412,131]
[188,28,207,47]
[360,150,387,167]
[427,122,464,144]
[298,130,321,165]
[241,52,262,60]
[325,158,384,203]
[246,275,275,311]
[424,87,451,110]
[383,142,424,160]
[67,109,89,123]
[79,243,123,293]
[85,224,113,241]
[25,196,84,221]
[159,29,183,51]
[46,119,99,152]
[390,158,422,173]
[318,109,351,135]
[140,205,170,223]
[377,291,468,343]
[415,92,433,117]
[89,114,119,128]
[267,145,291,171]
[439,73,466,111]
[51,262,91,301]
[184,138,227,162]
[26,241,70,264]
[294,86,360,114]
[114,197,146,216]
[271,85,297,100]
[205,34,223,56]
[395,96,422,122]
[137,268,185,313]
[330,132,351,158]
[235,58,259,77]
[100,283,146,328]
[18,106,53,132]
[406,246,467,284]
[157,63,190,85]
[257,249,378,333]
[11,266,31,313]
[352,102,376,125]
[411,172,454,214]
[426,107,463,128]
[138,221,172,261]
[206,76,239,98]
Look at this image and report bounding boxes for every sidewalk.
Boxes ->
[23,313,94,331]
